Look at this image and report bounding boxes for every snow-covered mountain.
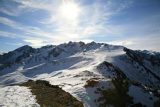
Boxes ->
[0,41,160,107]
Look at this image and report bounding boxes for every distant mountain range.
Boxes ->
[0,41,160,107]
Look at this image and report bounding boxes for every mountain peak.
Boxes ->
[15,45,33,52]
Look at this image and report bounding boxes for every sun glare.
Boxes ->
[59,0,80,20]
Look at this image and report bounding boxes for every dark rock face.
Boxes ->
[0,45,36,70]
[124,48,160,81]
[49,47,65,57]
[123,47,160,66]
[21,80,84,107]
[0,46,34,62]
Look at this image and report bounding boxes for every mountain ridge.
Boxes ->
[0,41,160,107]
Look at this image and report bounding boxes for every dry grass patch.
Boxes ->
[84,79,99,88]
[21,80,84,107]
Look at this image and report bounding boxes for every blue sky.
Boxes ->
[0,0,160,52]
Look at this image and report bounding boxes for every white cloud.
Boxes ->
[0,17,52,38]
[0,0,159,52]
[5,42,23,46]
[108,34,160,52]
[0,17,17,28]
[24,38,47,47]
[108,40,133,46]
[0,0,134,47]
[0,31,18,38]
[0,8,19,16]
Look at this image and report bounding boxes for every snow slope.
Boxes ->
[0,86,39,107]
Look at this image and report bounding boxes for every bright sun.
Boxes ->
[59,0,80,20]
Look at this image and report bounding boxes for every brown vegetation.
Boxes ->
[84,78,99,88]
[21,80,84,107]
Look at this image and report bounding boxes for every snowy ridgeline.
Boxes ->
[0,41,160,107]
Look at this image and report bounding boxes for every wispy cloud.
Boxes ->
[5,42,23,46]
[0,31,18,38]
[3,0,159,52]
[107,33,160,51]
[0,16,55,46]
[0,0,134,47]
[33,0,133,43]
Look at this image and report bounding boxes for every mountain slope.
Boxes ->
[0,41,160,107]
